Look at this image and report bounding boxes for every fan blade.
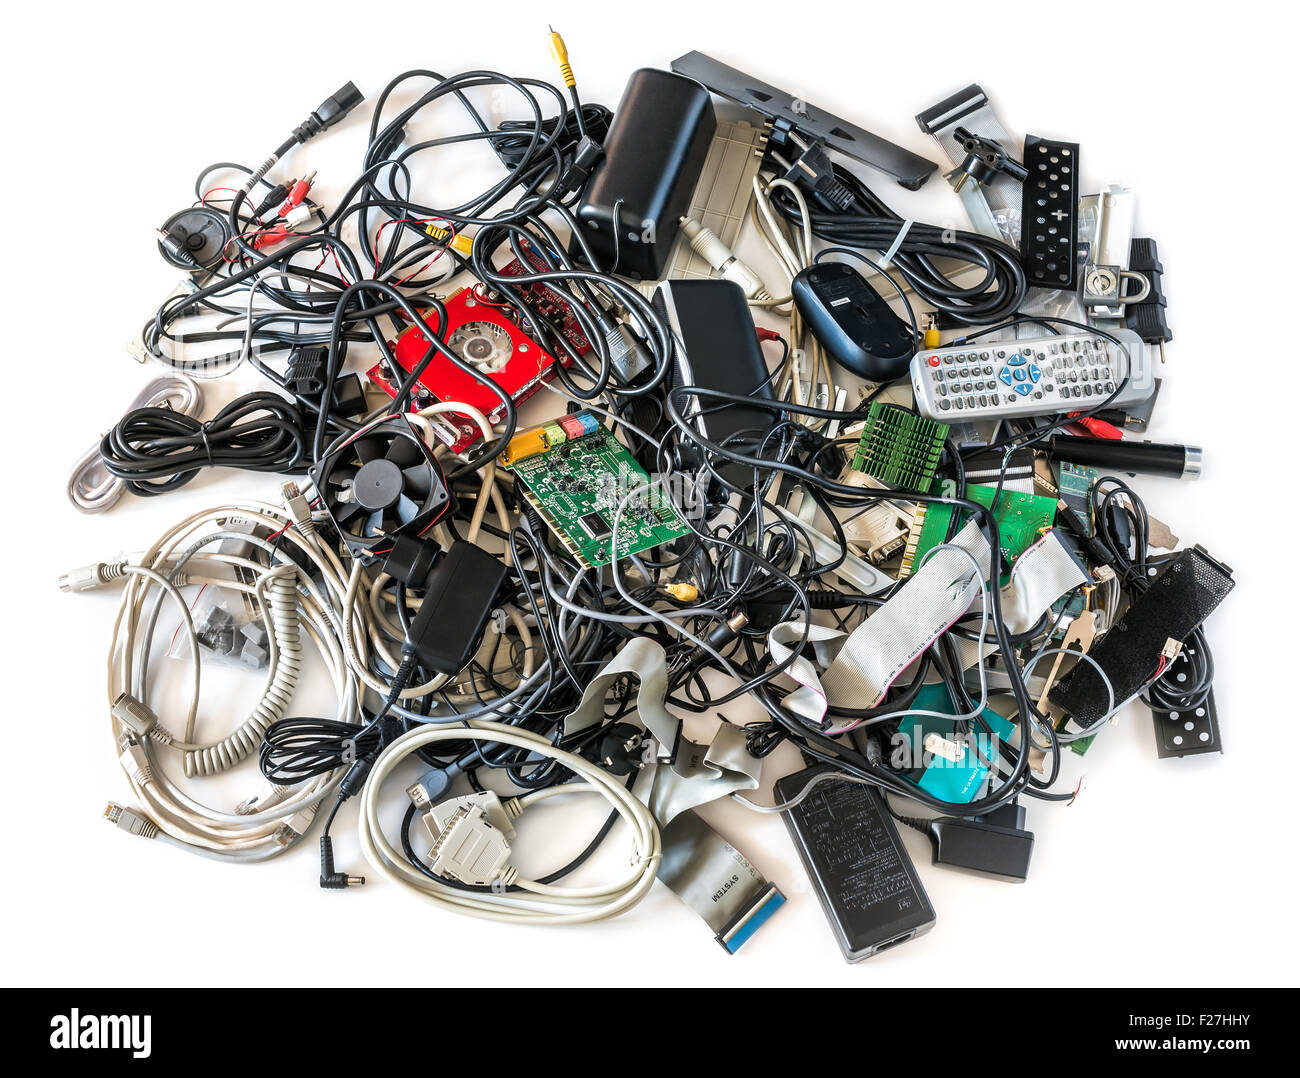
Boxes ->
[395,494,419,526]
[363,510,387,537]
[385,436,422,468]
[401,464,432,499]
[353,437,388,464]
[326,465,357,488]
[333,499,365,525]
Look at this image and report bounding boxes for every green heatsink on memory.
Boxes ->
[851,403,949,491]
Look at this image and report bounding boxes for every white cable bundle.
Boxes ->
[104,500,362,862]
[358,722,660,925]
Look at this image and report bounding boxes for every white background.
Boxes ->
[1,0,1293,987]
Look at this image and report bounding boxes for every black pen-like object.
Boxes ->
[1048,435,1202,480]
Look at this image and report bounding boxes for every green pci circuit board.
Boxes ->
[508,428,690,569]
[1055,461,1100,535]
[851,402,949,491]
[899,483,1057,579]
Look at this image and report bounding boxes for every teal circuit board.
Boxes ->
[508,427,690,569]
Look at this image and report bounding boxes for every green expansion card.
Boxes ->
[851,403,949,491]
[1055,461,1099,535]
[899,483,1057,579]
[506,420,690,569]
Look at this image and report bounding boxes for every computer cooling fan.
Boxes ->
[309,416,450,559]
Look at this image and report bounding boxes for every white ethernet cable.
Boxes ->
[67,497,363,862]
[358,722,660,925]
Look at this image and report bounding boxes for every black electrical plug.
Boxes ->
[925,801,1034,880]
[777,131,857,213]
[952,127,1028,191]
[293,82,365,145]
[594,723,648,776]
[552,135,605,199]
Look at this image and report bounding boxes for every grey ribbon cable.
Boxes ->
[564,638,785,952]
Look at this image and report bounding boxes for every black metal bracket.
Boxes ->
[669,51,937,190]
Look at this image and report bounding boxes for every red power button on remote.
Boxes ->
[928,356,940,367]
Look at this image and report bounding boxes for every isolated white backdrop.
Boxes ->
[1,0,1290,987]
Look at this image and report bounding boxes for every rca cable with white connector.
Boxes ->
[679,216,772,302]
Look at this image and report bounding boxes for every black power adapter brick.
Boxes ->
[926,802,1034,881]
[655,278,777,487]
[776,766,935,962]
[405,540,508,675]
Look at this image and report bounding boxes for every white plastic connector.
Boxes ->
[111,693,158,739]
[923,732,965,764]
[282,204,313,228]
[282,481,316,538]
[421,792,519,886]
[679,216,771,301]
[59,560,128,593]
[272,804,319,847]
[103,802,159,840]
[118,738,154,787]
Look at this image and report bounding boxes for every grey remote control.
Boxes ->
[910,329,1152,421]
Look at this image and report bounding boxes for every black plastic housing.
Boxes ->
[573,69,716,279]
[405,541,507,675]
[776,766,935,962]
[654,279,777,487]
[792,262,915,381]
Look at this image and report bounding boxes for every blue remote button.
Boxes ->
[1013,368,1027,382]
[998,368,1013,386]
[1029,365,1042,383]
[1007,353,1027,366]
[1014,384,1032,396]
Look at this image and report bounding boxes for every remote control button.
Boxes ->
[1015,384,1032,397]
[954,398,964,410]
[928,355,940,367]
[999,368,1013,386]
[939,399,951,411]
[1028,365,1042,383]
[1008,353,1026,366]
